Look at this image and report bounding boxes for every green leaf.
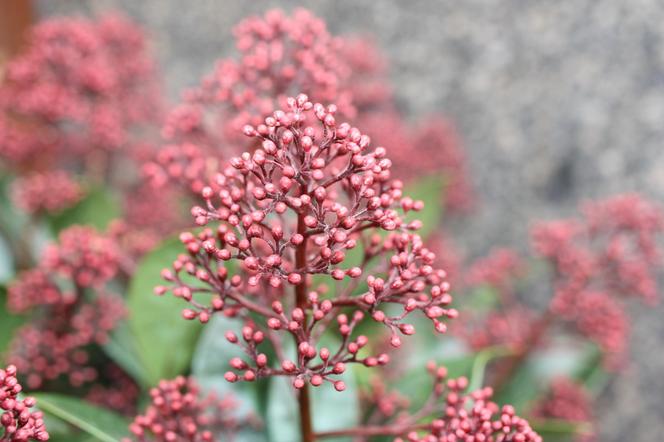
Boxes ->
[0,286,25,361]
[192,315,268,439]
[266,375,359,442]
[265,333,360,442]
[0,234,14,283]
[103,321,151,388]
[468,345,517,392]
[48,186,121,233]
[403,175,445,239]
[494,340,597,412]
[463,286,500,313]
[127,236,204,385]
[32,393,129,442]
[531,418,594,442]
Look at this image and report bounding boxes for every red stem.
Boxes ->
[295,211,314,442]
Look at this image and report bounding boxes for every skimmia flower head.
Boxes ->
[146,9,398,195]
[6,226,125,389]
[122,377,253,442]
[11,171,82,215]
[0,365,49,442]
[0,13,160,168]
[331,363,541,441]
[531,193,664,364]
[156,94,456,390]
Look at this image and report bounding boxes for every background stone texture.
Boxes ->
[36,1,664,440]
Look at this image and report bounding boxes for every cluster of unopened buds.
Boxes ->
[0,365,49,442]
[321,363,541,441]
[530,193,664,363]
[146,8,360,195]
[123,376,252,442]
[0,13,160,168]
[11,171,82,215]
[156,94,457,391]
[531,378,595,441]
[6,226,125,389]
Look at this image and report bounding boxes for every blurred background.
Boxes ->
[6,1,664,440]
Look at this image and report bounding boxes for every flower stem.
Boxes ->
[296,211,314,442]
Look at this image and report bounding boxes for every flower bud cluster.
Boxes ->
[532,377,592,423]
[156,95,455,390]
[531,194,664,361]
[11,171,82,215]
[85,364,140,416]
[162,9,351,148]
[6,226,125,389]
[375,363,541,442]
[461,306,537,352]
[0,365,49,442]
[0,13,160,169]
[465,247,524,301]
[123,377,251,442]
[531,378,594,441]
[146,9,401,195]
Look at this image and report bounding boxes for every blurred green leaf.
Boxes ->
[127,236,203,385]
[266,372,359,442]
[48,186,121,233]
[391,346,512,413]
[403,175,445,239]
[32,393,128,442]
[463,286,500,313]
[0,234,14,283]
[494,341,598,412]
[531,418,594,442]
[265,333,360,442]
[0,286,25,361]
[103,320,151,388]
[191,315,267,441]
[468,345,516,392]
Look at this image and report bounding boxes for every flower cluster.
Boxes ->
[148,9,360,195]
[6,226,125,389]
[146,9,473,220]
[85,364,140,416]
[465,247,524,301]
[531,193,664,362]
[333,363,541,441]
[157,94,456,390]
[122,377,252,442]
[404,380,541,442]
[11,171,82,215]
[0,365,49,442]
[162,9,351,148]
[0,13,160,168]
[531,378,594,441]
[461,306,537,352]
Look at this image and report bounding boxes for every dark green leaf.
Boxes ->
[531,418,594,442]
[48,186,121,233]
[103,321,151,388]
[32,393,129,442]
[127,236,203,385]
[494,341,597,412]
[0,286,25,361]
